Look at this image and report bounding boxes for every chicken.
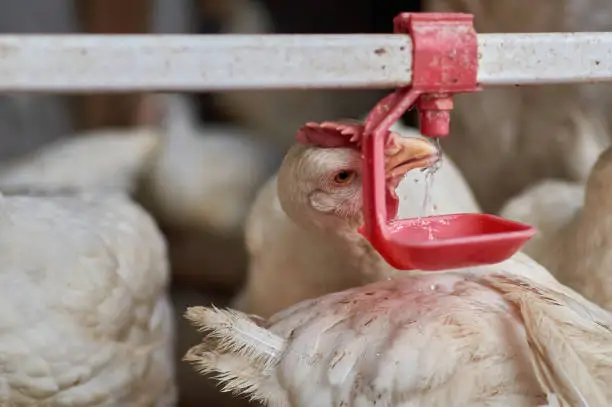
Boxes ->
[500,145,612,310]
[0,93,279,236]
[0,127,158,196]
[0,93,279,289]
[136,93,280,236]
[424,0,612,213]
[135,93,280,290]
[183,234,612,406]
[0,191,175,406]
[183,121,612,406]
[499,179,584,266]
[233,120,480,317]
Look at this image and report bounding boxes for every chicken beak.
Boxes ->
[385,136,439,183]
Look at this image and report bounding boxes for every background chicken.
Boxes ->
[233,120,480,317]
[500,144,612,310]
[0,191,175,406]
[499,180,584,270]
[0,93,279,236]
[0,93,280,290]
[136,93,280,236]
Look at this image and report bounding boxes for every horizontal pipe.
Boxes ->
[0,33,611,91]
[477,32,612,85]
[0,34,412,92]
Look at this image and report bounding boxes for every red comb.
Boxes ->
[296,121,367,150]
[297,120,401,152]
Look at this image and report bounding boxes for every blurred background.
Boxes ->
[0,0,420,163]
[1,0,612,406]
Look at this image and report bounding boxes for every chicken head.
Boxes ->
[277,121,439,234]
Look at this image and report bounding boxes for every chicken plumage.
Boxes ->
[0,192,175,406]
[185,247,612,406]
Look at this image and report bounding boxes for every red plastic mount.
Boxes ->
[364,13,479,138]
[395,12,479,93]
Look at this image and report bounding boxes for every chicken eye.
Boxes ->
[333,170,356,185]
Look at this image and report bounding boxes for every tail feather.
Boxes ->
[185,306,284,368]
[481,274,612,407]
[184,343,270,401]
[184,306,286,400]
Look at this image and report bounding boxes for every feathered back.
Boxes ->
[481,273,612,406]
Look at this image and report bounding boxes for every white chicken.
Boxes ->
[0,191,175,406]
[182,129,612,405]
[499,180,584,267]
[233,120,480,317]
[0,93,279,236]
[500,145,612,310]
[185,265,612,406]
[0,127,158,196]
[136,93,280,235]
[0,93,279,289]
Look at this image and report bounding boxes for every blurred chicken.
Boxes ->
[424,0,612,213]
[0,191,175,406]
[136,93,280,290]
[0,93,278,235]
[201,0,380,150]
[233,120,480,317]
[500,145,612,310]
[0,93,280,289]
[0,126,158,196]
[499,180,584,268]
[137,93,280,235]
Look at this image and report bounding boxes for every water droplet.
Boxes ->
[430,284,438,291]
[419,139,443,240]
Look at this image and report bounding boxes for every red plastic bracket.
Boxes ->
[364,12,479,138]
[397,12,479,93]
